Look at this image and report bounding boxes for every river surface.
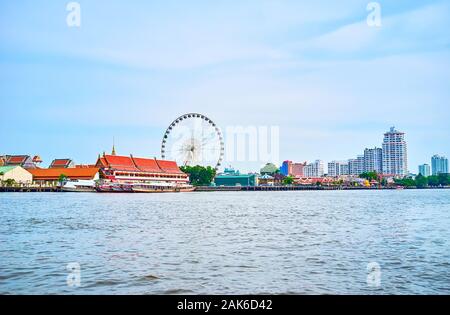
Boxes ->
[1,190,450,295]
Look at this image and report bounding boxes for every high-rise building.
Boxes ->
[280,160,306,177]
[280,160,292,176]
[328,160,349,177]
[364,147,383,173]
[418,164,431,177]
[304,160,324,177]
[431,155,448,175]
[291,162,306,177]
[382,127,408,177]
[348,155,365,176]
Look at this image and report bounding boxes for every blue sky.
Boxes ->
[1,0,449,172]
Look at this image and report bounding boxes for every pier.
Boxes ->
[0,186,61,192]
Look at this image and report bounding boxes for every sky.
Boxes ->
[1,0,449,172]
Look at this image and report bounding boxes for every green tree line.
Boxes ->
[395,173,450,188]
[180,165,216,186]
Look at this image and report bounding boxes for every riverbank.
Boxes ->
[1,185,449,193]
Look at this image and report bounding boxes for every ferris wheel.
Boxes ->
[161,113,224,170]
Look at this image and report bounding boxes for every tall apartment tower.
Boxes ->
[418,164,431,177]
[382,127,408,177]
[364,147,383,173]
[431,155,449,175]
[304,160,324,177]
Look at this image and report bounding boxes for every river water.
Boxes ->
[1,190,449,295]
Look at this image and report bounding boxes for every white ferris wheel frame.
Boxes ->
[161,113,224,171]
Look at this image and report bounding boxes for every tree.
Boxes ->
[428,175,439,187]
[438,173,450,186]
[415,174,428,188]
[394,177,415,187]
[58,174,68,186]
[4,178,16,187]
[359,171,379,181]
[282,176,294,185]
[180,165,216,186]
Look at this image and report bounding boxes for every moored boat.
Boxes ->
[61,180,96,192]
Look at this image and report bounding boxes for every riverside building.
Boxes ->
[382,127,408,177]
[431,155,448,175]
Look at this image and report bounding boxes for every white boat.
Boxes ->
[61,180,96,192]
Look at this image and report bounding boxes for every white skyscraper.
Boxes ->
[364,147,383,173]
[304,160,324,177]
[382,127,408,177]
[431,155,449,175]
[328,160,349,177]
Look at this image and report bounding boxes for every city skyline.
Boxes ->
[1,1,450,172]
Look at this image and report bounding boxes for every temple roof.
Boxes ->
[29,167,99,180]
[49,159,74,168]
[97,154,184,174]
[132,157,162,173]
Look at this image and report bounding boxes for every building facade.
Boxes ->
[29,167,100,185]
[418,164,431,177]
[364,147,383,173]
[304,160,324,177]
[95,154,189,185]
[214,168,257,187]
[0,155,41,169]
[382,127,408,177]
[291,162,306,177]
[280,160,306,177]
[348,156,364,176]
[328,161,349,177]
[280,161,292,176]
[431,155,449,175]
[0,166,33,184]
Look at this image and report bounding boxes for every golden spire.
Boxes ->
[112,137,117,156]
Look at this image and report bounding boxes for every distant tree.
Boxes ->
[315,181,322,186]
[394,177,416,187]
[283,176,294,185]
[359,171,379,181]
[180,165,216,186]
[381,178,388,187]
[0,172,4,176]
[415,174,428,188]
[427,175,440,187]
[438,173,450,186]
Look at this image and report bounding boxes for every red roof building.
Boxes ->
[95,154,188,184]
[2,155,38,169]
[49,159,75,169]
[29,167,100,182]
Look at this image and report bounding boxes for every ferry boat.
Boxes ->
[96,181,195,193]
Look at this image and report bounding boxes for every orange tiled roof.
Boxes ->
[7,155,29,164]
[132,157,162,173]
[29,167,99,180]
[156,160,183,174]
[97,154,184,174]
[50,159,73,168]
[103,155,139,171]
